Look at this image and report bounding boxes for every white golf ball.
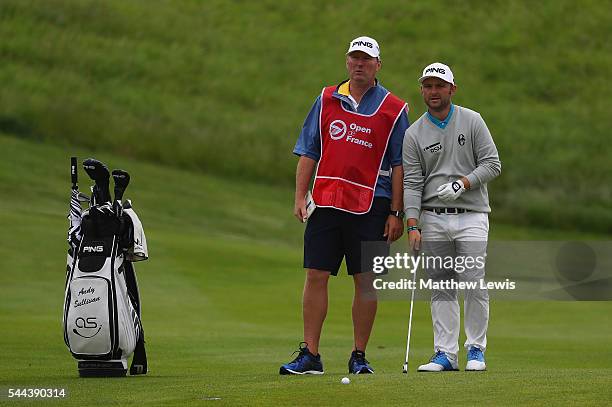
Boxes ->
[341,377,350,384]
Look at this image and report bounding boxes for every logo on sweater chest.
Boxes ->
[458,133,466,146]
[424,142,442,154]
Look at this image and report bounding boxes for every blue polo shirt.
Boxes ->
[426,103,454,129]
[293,80,410,199]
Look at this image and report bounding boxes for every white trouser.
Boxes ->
[420,210,489,357]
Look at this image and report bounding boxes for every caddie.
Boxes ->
[403,62,501,372]
[279,36,410,375]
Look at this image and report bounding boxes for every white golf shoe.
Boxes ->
[417,351,458,372]
[465,346,486,371]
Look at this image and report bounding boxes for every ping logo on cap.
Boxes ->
[352,40,373,48]
[425,67,446,74]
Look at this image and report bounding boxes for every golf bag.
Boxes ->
[63,157,148,377]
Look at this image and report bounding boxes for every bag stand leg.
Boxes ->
[78,359,127,377]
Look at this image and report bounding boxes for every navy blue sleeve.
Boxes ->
[293,96,322,161]
[388,107,410,166]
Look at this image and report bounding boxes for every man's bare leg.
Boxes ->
[303,268,330,355]
[352,272,377,351]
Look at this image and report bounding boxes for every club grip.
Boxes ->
[71,156,78,189]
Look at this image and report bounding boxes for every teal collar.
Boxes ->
[427,104,454,129]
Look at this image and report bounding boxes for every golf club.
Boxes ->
[67,157,83,249]
[83,158,111,204]
[71,156,90,202]
[71,157,78,191]
[112,169,130,217]
[402,250,419,374]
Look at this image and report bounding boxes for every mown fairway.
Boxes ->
[1,136,611,406]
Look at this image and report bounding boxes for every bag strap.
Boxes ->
[123,261,148,375]
[130,329,148,375]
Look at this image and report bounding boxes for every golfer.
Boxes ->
[403,62,501,371]
[279,36,409,375]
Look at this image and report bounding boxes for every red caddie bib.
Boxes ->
[312,85,407,214]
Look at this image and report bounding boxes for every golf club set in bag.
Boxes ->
[63,157,148,377]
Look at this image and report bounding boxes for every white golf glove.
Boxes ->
[437,180,466,202]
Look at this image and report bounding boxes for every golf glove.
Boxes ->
[437,180,466,202]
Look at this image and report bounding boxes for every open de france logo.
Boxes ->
[329,120,347,140]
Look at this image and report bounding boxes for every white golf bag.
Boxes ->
[63,158,148,377]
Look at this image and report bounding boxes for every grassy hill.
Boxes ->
[0,0,611,233]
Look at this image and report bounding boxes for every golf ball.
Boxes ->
[341,377,350,384]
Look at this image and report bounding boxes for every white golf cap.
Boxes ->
[346,36,380,58]
[419,62,455,85]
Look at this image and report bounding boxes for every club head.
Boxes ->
[112,169,130,202]
[112,169,130,189]
[83,158,110,183]
[83,158,111,203]
[402,364,408,374]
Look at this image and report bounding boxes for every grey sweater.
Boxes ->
[402,105,501,219]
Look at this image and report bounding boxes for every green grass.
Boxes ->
[1,135,611,405]
[0,0,611,232]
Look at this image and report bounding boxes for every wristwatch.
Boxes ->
[390,210,405,219]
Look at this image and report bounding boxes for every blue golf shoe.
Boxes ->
[279,342,324,375]
[466,346,486,371]
[348,350,374,374]
[417,351,459,372]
